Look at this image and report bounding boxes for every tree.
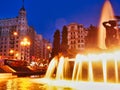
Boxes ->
[86,24,98,48]
[61,25,68,56]
[51,29,60,58]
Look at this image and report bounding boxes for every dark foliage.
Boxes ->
[86,24,98,48]
[51,29,60,58]
[61,25,68,55]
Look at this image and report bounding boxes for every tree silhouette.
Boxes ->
[51,29,60,58]
[61,25,68,56]
[86,24,98,48]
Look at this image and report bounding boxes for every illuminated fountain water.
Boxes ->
[45,52,120,83]
[98,0,116,49]
[32,51,120,90]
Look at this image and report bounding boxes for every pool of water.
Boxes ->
[1,77,120,90]
[0,77,73,90]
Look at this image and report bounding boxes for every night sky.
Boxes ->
[0,0,120,41]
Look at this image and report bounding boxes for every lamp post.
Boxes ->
[9,49,14,59]
[20,37,30,63]
[9,49,19,60]
[47,45,51,63]
[13,31,18,36]
[9,31,18,59]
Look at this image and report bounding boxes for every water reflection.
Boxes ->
[0,78,73,90]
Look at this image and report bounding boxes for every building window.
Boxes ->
[5,38,7,40]
[16,41,18,43]
[74,41,76,44]
[4,46,6,48]
[81,44,84,48]
[16,45,18,47]
[1,38,3,41]
[81,35,83,38]
[71,46,73,49]
[71,26,74,29]
[74,45,76,48]
[81,40,84,43]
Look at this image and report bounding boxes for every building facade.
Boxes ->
[33,34,52,62]
[0,4,52,64]
[67,23,88,54]
[34,34,43,61]
[0,6,31,61]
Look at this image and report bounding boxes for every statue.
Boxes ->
[103,20,118,48]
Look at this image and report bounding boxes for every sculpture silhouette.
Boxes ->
[103,20,117,48]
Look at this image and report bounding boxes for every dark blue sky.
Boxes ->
[0,0,120,41]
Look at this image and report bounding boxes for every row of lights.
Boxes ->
[9,31,51,60]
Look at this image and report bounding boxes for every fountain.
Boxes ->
[32,51,120,90]
[32,0,120,90]
[98,0,116,49]
[45,51,120,83]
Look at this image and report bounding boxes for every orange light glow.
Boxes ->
[9,49,14,54]
[47,46,51,50]
[15,53,19,57]
[13,31,18,36]
[21,37,30,46]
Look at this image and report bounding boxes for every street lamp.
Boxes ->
[47,46,51,50]
[47,45,51,57]
[9,49,14,59]
[47,45,52,63]
[9,49,14,54]
[20,37,30,62]
[21,38,30,46]
[9,50,19,60]
[15,53,19,59]
[13,31,18,36]
[9,31,18,59]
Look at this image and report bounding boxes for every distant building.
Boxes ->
[67,23,88,54]
[43,39,52,60]
[34,34,43,61]
[33,34,52,62]
[27,26,36,62]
